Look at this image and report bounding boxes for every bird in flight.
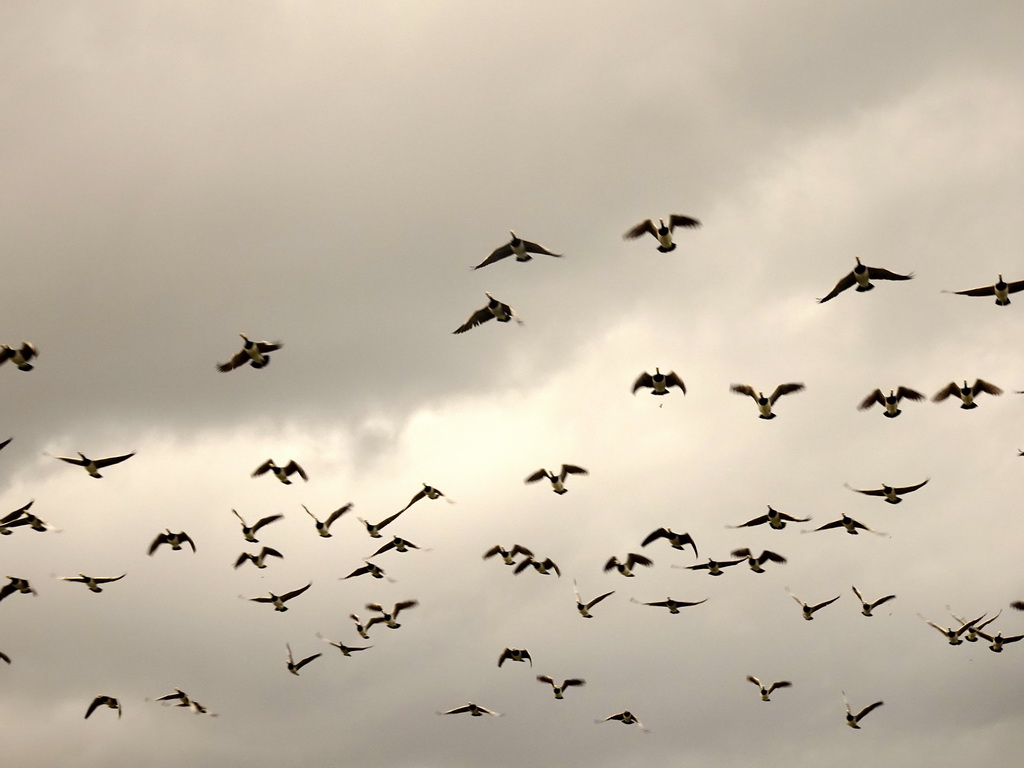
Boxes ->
[747,676,792,701]
[59,574,126,593]
[632,368,686,396]
[438,703,502,717]
[252,459,308,484]
[843,692,884,728]
[641,528,698,557]
[50,451,135,479]
[285,644,321,676]
[148,530,196,555]
[217,334,282,371]
[85,695,121,719]
[305,503,353,537]
[603,553,654,577]
[453,293,522,334]
[730,548,787,573]
[728,506,810,530]
[851,586,896,616]
[397,484,453,513]
[858,386,925,418]
[245,582,313,612]
[537,675,586,699]
[945,274,1024,306]
[844,479,929,505]
[525,464,588,495]
[730,383,804,419]
[472,231,562,269]
[231,510,284,542]
[817,257,913,303]
[932,379,1002,409]
[787,588,841,620]
[234,547,284,569]
[0,343,39,371]
[623,214,701,252]
[573,580,615,618]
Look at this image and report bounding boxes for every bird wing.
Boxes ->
[866,266,913,282]
[85,696,106,719]
[537,675,555,685]
[851,585,865,602]
[285,461,308,480]
[234,552,255,568]
[252,460,274,477]
[325,503,354,528]
[895,386,925,401]
[730,515,767,528]
[623,219,657,240]
[542,559,561,577]
[180,532,197,552]
[587,590,615,609]
[393,599,418,615]
[894,479,929,494]
[510,544,534,558]
[53,455,87,467]
[254,341,282,353]
[641,528,669,546]
[522,239,561,257]
[96,574,126,584]
[871,595,897,609]
[816,271,857,303]
[374,509,405,530]
[147,533,168,555]
[281,582,312,601]
[560,464,589,477]
[811,595,841,611]
[525,469,549,484]
[217,350,249,372]
[663,372,686,393]
[812,520,844,531]
[295,653,321,671]
[626,553,654,568]
[972,379,1003,396]
[953,284,996,297]
[603,557,620,572]
[730,384,758,400]
[858,389,885,410]
[668,214,701,230]
[854,701,884,721]
[453,307,494,334]
[769,383,804,404]
[844,483,886,497]
[931,382,959,402]
[767,681,792,693]
[399,488,426,511]
[473,244,514,269]
[632,372,654,393]
[253,514,285,532]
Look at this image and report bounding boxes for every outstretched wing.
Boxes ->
[623,219,657,240]
[858,389,885,410]
[668,214,701,231]
[816,270,856,303]
[453,307,494,335]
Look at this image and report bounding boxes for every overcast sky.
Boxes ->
[2,2,1023,766]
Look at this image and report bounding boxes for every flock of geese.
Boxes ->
[1,219,1022,742]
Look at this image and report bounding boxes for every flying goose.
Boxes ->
[730,383,804,419]
[234,547,284,569]
[0,342,38,371]
[787,588,840,620]
[473,231,562,269]
[623,215,701,252]
[349,613,371,640]
[948,609,1000,642]
[152,688,190,706]
[632,369,685,396]
[728,506,810,530]
[844,479,929,504]
[483,544,534,565]
[497,647,532,667]
[640,528,698,557]
[817,258,913,303]
[946,274,1024,305]
[341,561,389,581]
[252,459,308,484]
[231,509,284,542]
[357,509,405,538]
[525,464,589,494]
[316,632,372,657]
[680,557,744,576]
[513,556,561,577]
[843,692,883,728]
[365,600,418,629]
[285,643,321,676]
[59,574,126,593]
[597,710,649,732]
[85,695,121,719]
[453,293,523,334]
[975,629,1024,652]
[730,548,787,573]
[148,530,196,555]
[369,536,425,557]
[604,553,654,577]
[746,676,792,701]
[918,612,986,645]
[217,334,282,371]
[573,580,615,618]
[438,703,502,717]
[0,577,36,602]
[807,514,886,536]
[932,379,1002,408]
[305,503,353,537]
[858,387,926,418]
[537,675,585,699]
[851,586,896,616]
[51,451,135,478]
[245,582,312,612]
[631,597,707,614]
[397,484,454,513]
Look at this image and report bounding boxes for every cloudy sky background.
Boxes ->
[1,1,1023,766]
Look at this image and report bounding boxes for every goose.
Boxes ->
[843,692,883,728]
[631,597,707,614]
[844,479,929,504]
[252,459,308,484]
[285,643,321,676]
[807,515,886,536]
[597,710,649,732]
[217,334,282,372]
[316,632,372,657]
[573,580,615,618]
[0,342,38,371]
[0,577,36,602]
[483,544,534,566]
[497,647,532,667]
[817,258,913,303]
[730,548,787,573]
[59,574,126,593]
[787,588,840,620]
[85,695,121,719]
[729,506,810,530]
[946,274,1024,305]
[623,215,701,252]
[365,600,418,630]
[369,536,425,557]
[473,231,562,269]
[341,561,389,581]
[148,530,196,555]
[680,557,744,576]
[356,509,405,538]
[453,293,523,334]
[632,368,685,396]
[245,582,312,612]
[525,464,589,494]
[153,688,190,706]
[513,556,561,577]
[851,586,896,616]
[640,528,698,557]
[349,613,372,639]
[438,703,502,717]
[51,451,135,478]
[933,379,1003,409]
[918,612,986,645]
[231,509,284,542]
[858,387,925,418]
[730,383,804,419]
[746,676,792,701]
[234,547,284,569]
[537,675,585,699]
[305,503,353,537]
[604,553,654,577]
[948,609,1000,642]
[975,629,1024,653]
[397,483,454,513]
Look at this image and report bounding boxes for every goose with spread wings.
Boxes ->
[844,479,928,505]
[632,368,685,396]
[0,343,38,371]
[858,386,925,418]
[51,451,135,478]
[231,509,284,542]
[252,459,308,484]
[473,231,562,269]
[730,383,804,419]
[623,214,700,252]
[817,258,913,303]
[946,274,1024,306]
[453,293,522,334]
[525,464,588,495]
[933,379,1002,409]
[217,334,282,371]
